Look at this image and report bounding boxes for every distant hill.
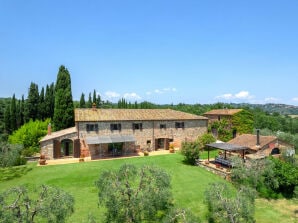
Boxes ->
[230,103,298,115]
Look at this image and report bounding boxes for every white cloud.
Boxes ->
[104,91,120,99]
[292,97,298,102]
[235,91,252,99]
[151,87,177,95]
[215,91,254,100]
[123,92,142,100]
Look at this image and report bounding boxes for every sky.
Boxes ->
[0,0,298,105]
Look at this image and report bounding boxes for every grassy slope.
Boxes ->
[0,154,296,222]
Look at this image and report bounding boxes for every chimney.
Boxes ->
[47,123,51,135]
[256,129,260,146]
[92,103,97,111]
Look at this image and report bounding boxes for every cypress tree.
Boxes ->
[38,87,45,120]
[53,65,74,131]
[4,103,11,134]
[25,82,39,121]
[10,94,17,132]
[96,94,101,108]
[79,93,86,108]
[47,83,55,118]
[92,89,97,104]
[87,93,92,108]
[20,95,25,126]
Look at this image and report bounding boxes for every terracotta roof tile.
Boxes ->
[204,109,243,116]
[75,109,207,122]
[39,127,77,142]
[228,134,277,151]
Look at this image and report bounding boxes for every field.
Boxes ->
[0,153,297,222]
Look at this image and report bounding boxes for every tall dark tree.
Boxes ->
[79,93,86,108]
[19,95,25,126]
[44,83,55,119]
[16,99,21,128]
[87,93,92,108]
[4,102,11,134]
[38,87,46,120]
[25,82,39,122]
[10,94,17,132]
[53,65,74,130]
[92,89,97,104]
[96,94,101,108]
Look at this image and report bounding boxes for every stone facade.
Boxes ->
[40,132,77,159]
[77,119,207,151]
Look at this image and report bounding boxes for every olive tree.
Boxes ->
[0,185,74,223]
[205,182,256,223]
[95,164,173,223]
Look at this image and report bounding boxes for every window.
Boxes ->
[175,122,184,129]
[86,124,98,132]
[160,124,166,130]
[110,123,121,131]
[132,123,143,131]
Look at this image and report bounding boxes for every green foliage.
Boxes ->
[162,208,199,223]
[44,83,55,119]
[0,184,74,223]
[180,141,202,165]
[232,109,254,134]
[0,143,26,167]
[231,156,279,198]
[95,164,173,223]
[198,133,216,148]
[80,93,86,108]
[53,65,74,131]
[269,157,298,198]
[25,82,40,122]
[210,119,233,142]
[8,119,49,156]
[204,182,256,223]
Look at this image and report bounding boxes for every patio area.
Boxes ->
[38,149,174,166]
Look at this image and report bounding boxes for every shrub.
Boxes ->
[180,141,202,165]
[0,143,26,167]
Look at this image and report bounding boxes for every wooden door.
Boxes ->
[53,140,61,159]
[74,138,81,158]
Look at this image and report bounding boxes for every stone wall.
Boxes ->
[78,119,208,150]
[40,132,78,160]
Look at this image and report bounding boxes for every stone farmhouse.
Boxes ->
[40,108,208,160]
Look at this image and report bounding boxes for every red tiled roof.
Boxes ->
[39,127,77,142]
[203,109,243,116]
[228,134,277,151]
[75,109,208,122]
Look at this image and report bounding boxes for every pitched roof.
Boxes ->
[39,127,77,142]
[203,109,243,116]
[74,108,208,122]
[228,134,277,151]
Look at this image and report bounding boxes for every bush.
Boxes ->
[0,143,27,167]
[180,141,202,165]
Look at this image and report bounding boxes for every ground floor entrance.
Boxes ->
[155,138,171,150]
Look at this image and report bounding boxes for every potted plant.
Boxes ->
[79,154,85,162]
[144,150,149,156]
[169,144,175,153]
[39,154,46,165]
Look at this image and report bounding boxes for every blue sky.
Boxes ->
[0,0,298,105]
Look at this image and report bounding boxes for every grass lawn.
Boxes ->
[0,153,296,222]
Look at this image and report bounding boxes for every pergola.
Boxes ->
[205,142,248,164]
